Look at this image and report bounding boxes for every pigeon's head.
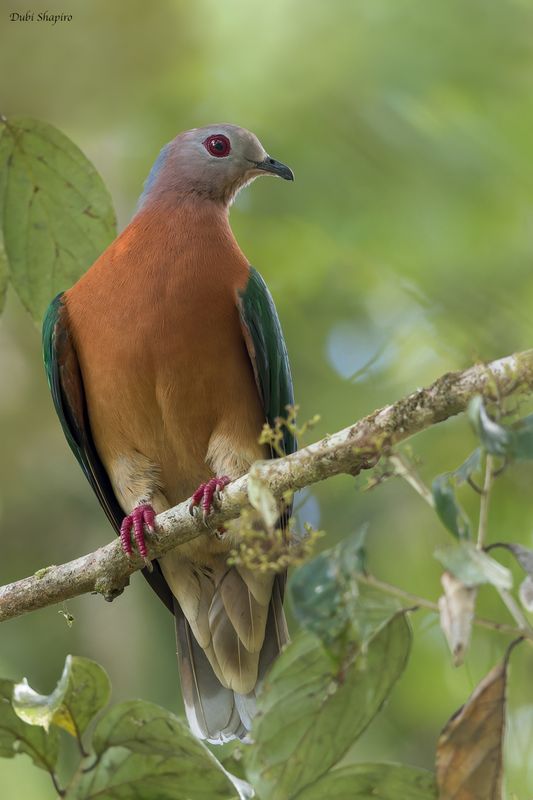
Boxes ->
[139,124,294,208]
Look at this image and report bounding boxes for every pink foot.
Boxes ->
[189,476,231,520]
[120,504,156,560]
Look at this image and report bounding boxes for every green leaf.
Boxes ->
[468,396,510,456]
[290,550,344,642]
[68,700,238,800]
[454,448,482,485]
[345,585,403,643]
[290,528,399,648]
[289,527,366,633]
[434,542,512,589]
[293,763,438,799]
[467,397,533,461]
[0,116,116,323]
[432,475,471,539]
[245,612,412,800]
[431,449,482,539]
[0,679,59,773]
[13,655,110,739]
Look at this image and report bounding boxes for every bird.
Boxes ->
[42,123,296,743]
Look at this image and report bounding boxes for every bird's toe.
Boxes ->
[189,482,207,515]
[120,503,155,568]
[189,475,231,523]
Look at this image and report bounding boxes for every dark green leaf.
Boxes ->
[13,655,110,739]
[293,763,438,799]
[434,542,512,589]
[0,679,59,773]
[431,449,482,539]
[338,524,368,574]
[290,550,344,642]
[468,398,533,461]
[432,475,471,539]
[69,700,237,800]
[0,117,116,323]
[346,585,403,642]
[290,527,391,647]
[454,448,482,485]
[245,612,412,800]
[468,396,510,456]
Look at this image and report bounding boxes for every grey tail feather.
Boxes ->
[173,574,289,744]
[234,575,289,731]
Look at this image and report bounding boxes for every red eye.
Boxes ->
[203,134,231,158]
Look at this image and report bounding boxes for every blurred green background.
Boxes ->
[2,0,533,796]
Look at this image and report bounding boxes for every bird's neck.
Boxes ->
[125,196,248,274]
[140,191,229,222]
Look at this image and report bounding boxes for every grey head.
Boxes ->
[139,123,294,208]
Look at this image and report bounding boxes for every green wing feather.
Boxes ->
[42,294,173,611]
[42,273,294,612]
[237,267,296,456]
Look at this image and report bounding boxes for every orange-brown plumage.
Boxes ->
[65,199,265,518]
[43,123,295,742]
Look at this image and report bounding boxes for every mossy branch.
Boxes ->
[1,349,533,622]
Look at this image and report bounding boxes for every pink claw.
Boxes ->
[189,476,231,519]
[120,504,156,559]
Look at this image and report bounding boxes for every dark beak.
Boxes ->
[255,156,294,181]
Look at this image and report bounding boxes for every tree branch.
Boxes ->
[2,349,533,623]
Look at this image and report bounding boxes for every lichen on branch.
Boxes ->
[1,349,533,623]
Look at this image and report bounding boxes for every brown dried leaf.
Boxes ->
[436,640,521,800]
[438,571,477,667]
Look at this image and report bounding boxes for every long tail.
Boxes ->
[174,575,288,743]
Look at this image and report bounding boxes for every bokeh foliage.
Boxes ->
[2,0,533,796]
[0,535,432,798]
[0,117,116,322]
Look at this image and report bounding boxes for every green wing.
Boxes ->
[42,274,294,611]
[237,267,296,457]
[42,294,123,528]
[42,294,173,611]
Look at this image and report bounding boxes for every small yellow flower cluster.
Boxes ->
[227,510,324,574]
